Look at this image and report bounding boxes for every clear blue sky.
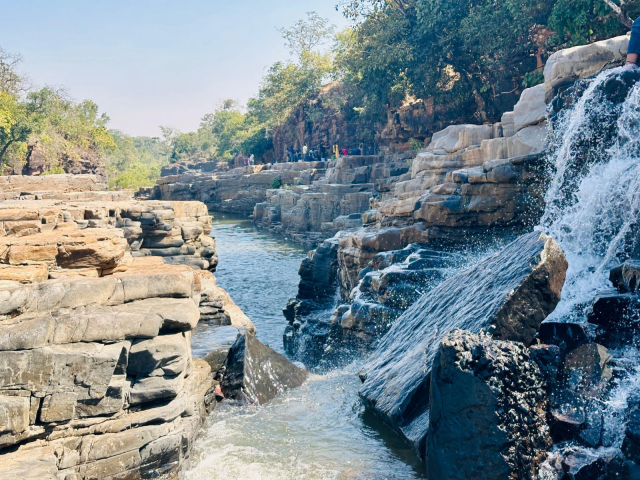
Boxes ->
[0,1,348,137]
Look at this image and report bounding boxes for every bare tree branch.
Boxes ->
[602,0,633,28]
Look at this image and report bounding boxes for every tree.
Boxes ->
[278,11,337,60]
[0,47,27,95]
[0,91,38,166]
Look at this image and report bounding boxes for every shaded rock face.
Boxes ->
[284,236,342,364]
[221,333,308,405]
[358,232,566,454]
[427,330,551,480]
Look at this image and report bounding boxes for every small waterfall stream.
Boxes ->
[539,67,640,472]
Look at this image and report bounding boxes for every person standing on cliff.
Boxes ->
[626,17,640,68]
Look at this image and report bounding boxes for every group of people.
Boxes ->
[286,145,318,163]
[285,143,366,163]
[242,154,255,166]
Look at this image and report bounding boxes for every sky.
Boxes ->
[0,1,349,137]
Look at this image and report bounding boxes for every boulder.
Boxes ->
[538,321,590,352]
[610,259,640,293]
[587,293,640,348]
[358,232,566,454]
[221,333,307,404]
[427,330,551,480]
[544,34,629,101]
[513,84,547,132]
[563,343,612,399]
[201,326,243,377]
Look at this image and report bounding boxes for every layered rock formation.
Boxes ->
[0,256,214,480]
[151,154,412,246]
[0,175,266,479]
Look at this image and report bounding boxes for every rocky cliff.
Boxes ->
[0,176,265,479]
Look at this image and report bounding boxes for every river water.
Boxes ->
[186,215,424,480]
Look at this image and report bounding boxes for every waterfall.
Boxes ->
[540,67,640,322]
[538,67,640,474]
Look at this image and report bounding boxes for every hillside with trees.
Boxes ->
[2,0,638,187]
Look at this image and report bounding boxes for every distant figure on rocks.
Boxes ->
[250,154,255,165]
[626,17,640,68]
[287,146,294,162]
[302,145,308,157]
[341,148,348,157]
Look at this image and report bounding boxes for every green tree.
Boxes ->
[0,91,36,167]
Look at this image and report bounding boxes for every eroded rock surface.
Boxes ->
[358,232,566,453]
[427,330,551,480]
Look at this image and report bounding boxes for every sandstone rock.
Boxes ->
[222,333,307,404]
[544,34,629,101]
[359,232,566,453]
[0,264,48,283]
[513,84,547,132]
[128,333,190,377]
[0,395,30,436]
[129,372,186,406]
[427,330,551,479]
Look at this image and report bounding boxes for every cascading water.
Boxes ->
[541,67,640,321]
[538,66,640,475]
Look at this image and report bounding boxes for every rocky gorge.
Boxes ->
[0,176,310,479]
[3,31,640,480]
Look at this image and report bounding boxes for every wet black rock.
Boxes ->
[588,293,640,348]
[622,396,640,468]
[547,343,613,449]
[359,232,567,455]
[283,237,341,364]
[202,326,243,380]
[610,260,640,293]
[530,344,562,386]
[426,330,551,480]
[539,321,590,352]
[222,333,308,405]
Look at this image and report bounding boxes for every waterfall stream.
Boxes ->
[539,67,640,473]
